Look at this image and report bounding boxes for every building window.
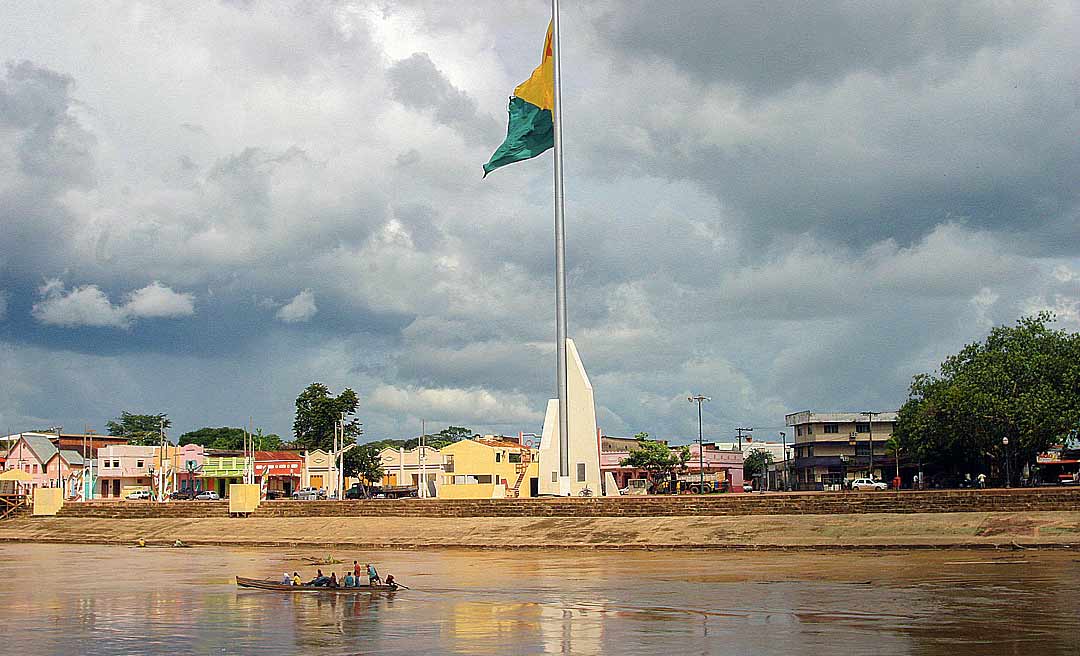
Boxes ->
[137,460,144,467]
[824,423,839,434]
[577,463,586,482]
[551,471,558,483]
[495,452,502,463]
[796,426,803,436]
[32,465,37,474]
[113,460,120,468]
[807,425,814,435]
[509,453,522,464]
[856,422,870,433]
[475,475,493,484]
[102,460,109,468]
[856,442,871,457]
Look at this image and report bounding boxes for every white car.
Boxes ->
[194,491,220,500]
[126,490,152,500]
[292,487,324,500]
[851,478,888,491]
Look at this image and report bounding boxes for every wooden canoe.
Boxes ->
[235,576,401,593]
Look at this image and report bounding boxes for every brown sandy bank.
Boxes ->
[2,511,1079,550]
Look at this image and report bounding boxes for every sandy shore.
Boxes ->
[2,511,1079,550]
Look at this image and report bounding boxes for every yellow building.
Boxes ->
[439,437,539,499]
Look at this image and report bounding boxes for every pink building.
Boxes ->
[4,434,85,497]
[601,437,745,493]
[174,443,206,493]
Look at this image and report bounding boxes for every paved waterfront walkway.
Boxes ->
[2,511,1078,550]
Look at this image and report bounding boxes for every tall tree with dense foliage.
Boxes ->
[894,313,1080,484]
[178,427,283,451]
[106,412,171,446]
[744,448,774,482]
[292,383,361,452]
[343,444,384,490]
[619,432,690,489]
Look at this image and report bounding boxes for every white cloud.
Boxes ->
[275,289,318,323]
[123,281,195,318]
[32,280,129,328]
[32,279,195,328]
[369,383,543,426]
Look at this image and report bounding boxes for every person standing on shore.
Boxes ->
[354,560,362,580]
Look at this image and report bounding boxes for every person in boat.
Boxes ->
[343,571,356,588]
[292,572,302,586]
[281,572,292,585]
[385,574,397,590]
[308,569,329,586]
[366,563,381,585]
[328,572,339,588]
[354,560,362,580]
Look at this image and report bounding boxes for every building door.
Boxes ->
[529,478,539,497]
[283,480,294,496]
[101,479,110,498]
[112,479,121,497]
[310,475,323,489]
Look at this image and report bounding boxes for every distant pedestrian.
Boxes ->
[977,473,986,489]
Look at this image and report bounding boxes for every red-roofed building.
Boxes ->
[254,451,303,498]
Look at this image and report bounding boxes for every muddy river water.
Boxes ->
[0,544,1077,654]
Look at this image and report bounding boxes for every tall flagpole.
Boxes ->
[551,0,570,493]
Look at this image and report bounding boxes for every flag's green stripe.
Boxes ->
[483,96,553,176]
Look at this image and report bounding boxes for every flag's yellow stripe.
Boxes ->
[513,22,553,111]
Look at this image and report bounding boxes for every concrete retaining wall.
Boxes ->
[46,487,1080,520]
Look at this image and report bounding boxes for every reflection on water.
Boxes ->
[0,544,1077,655]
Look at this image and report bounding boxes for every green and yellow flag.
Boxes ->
[483,23,554,177]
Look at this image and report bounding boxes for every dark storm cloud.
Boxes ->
[387,52,498,144]
[598,1,1045,96]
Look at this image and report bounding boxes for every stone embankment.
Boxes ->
[1,488,1076,551]
[47,487,1080,521]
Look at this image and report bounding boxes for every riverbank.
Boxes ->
[2,511,1079,550]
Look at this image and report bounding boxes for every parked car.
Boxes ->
[126,490,152,500]
[194,491,220,500]
[344,483,368,499]
[742,481,753,493]
[169,489,195,500]
[292,487,325,500]
[265,489,287,500]
[851,478,888,491]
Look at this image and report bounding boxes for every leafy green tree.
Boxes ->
[178,426,283,451]
[619,432,690,489]
[106,412,170,446]
[343,444,384,490]
[744,448,774,481]
[293,383,361,452]
[894,313,1080,484]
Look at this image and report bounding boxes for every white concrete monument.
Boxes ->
[538,338,602,496]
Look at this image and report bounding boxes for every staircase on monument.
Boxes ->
[510,452,532,498]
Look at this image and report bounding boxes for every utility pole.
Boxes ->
[862,411,879,480]
[688,395,711,494]
[158,418,166,501]
[420,419,426,498]
[779,431,787,491]
[735,427,753,452]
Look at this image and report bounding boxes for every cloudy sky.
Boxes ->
[1,1,1078,443]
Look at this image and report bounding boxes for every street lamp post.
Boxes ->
[1002,437,1011,488]
[688,395,711,494]
[779,431,787,491]
[862,411,879,480]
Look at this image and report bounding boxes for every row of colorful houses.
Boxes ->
[0,432,348,500]
[3,430,748,501]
